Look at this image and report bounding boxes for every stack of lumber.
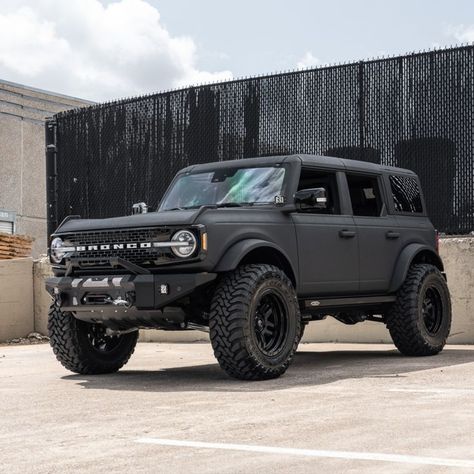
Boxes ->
[0,233,34,259]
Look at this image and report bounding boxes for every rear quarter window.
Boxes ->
[389,175,424,213]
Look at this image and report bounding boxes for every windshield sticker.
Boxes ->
[274,195,286,205]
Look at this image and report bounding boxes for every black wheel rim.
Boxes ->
[422,287,443,336]
[86,324,122,353]
[253,289,289,357]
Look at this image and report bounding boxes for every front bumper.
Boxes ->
[45,272,216,319]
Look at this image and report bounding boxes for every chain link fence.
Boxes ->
[47,45,474,235]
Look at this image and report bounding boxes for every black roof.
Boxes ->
[179,154,416,176]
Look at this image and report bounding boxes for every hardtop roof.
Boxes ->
[179,154,416,176]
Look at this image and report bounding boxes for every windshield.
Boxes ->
[160,166,286,210]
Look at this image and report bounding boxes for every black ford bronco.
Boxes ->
[45,154,451,380]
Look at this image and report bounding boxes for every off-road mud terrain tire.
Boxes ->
[48,302,138,374]
[209,264,301,380]
[386,264,451,356]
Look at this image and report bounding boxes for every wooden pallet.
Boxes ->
[0,233,34,259]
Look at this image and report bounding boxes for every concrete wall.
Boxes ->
[0,79,92,258]
[33,257,53,335]
[1,237,473,344]
[438,237,474,344]
[0,258,34,340]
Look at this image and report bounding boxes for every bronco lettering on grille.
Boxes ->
[76,242,155,251]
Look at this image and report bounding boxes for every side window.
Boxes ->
[297,169,340,214]
[346,174,383,217]
[390,175,423,213]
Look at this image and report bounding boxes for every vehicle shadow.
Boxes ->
[63,347,474,393]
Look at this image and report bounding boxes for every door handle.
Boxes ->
[339,229,356,238]
[386,231,400,239]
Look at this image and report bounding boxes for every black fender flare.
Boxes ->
[389,243,444,293]
[214,239,297,285]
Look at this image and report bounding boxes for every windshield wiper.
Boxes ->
[215,202,257,208]
[164,202,256,211]
[215,202,243,208]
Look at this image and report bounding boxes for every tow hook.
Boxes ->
[105,296,131,307]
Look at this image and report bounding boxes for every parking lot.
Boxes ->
[1,341,474,473]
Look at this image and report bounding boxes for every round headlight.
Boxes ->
[50,237,65,263]
[171,230,197,258]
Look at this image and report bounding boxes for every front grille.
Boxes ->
[62,227,175,265]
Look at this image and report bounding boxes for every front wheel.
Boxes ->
[48,302,138,374]
[386,264,451,356]
[209,264,301,380]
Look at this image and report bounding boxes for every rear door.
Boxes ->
[292,167,359,296]
[345,172,403,293]
[386,173,435,245]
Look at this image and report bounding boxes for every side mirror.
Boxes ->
[294,188,328,211]
[132,202,148,214]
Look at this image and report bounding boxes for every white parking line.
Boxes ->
[135,438,474,468]
[389,388,474,395]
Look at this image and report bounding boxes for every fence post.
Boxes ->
[358,61,365,154]
[45,118,58,237]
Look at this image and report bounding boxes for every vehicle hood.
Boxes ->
[54,209,202,234]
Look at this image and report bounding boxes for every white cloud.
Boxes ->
[446,24,474,43]
[0,0,232,101]
[296,51,320,69]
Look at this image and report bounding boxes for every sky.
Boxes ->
[0,0,473,102]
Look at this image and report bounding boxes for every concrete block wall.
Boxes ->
[1,237,473,344]
[33,258,53,335]
[0,258,34,340]
[439,237,474,344]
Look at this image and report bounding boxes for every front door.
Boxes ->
[292,168,359,297]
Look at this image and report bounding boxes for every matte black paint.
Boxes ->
[47,154,443,324]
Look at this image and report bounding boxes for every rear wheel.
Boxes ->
[386,264,451,356]
[209,264,301,380]
[48,302,138,374]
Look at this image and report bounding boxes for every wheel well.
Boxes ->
[411,249,444,271]
[239,247,296,287]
